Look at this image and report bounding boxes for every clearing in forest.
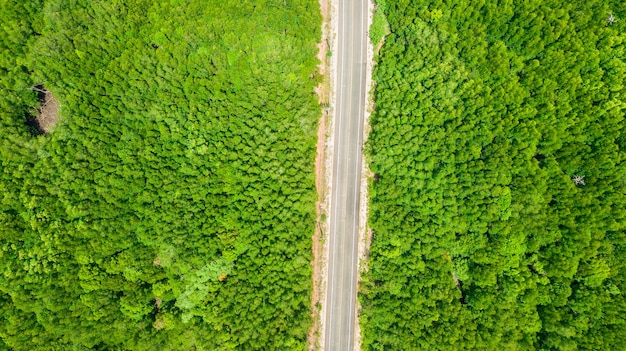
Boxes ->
[27,86,59,134]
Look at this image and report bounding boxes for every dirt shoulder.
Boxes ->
[309,0,334,348]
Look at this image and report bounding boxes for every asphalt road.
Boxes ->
[324,0,368,350]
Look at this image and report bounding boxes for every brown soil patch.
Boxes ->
[27,86,59,134]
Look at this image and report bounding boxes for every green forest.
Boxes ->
[362,0,626,350]
[0,0,320,349]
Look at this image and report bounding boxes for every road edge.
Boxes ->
[353,0,375,350]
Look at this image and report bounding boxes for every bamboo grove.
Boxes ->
[0,0,321,349]
[361,0,626,349]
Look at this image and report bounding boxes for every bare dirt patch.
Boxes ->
[26,86,60,134]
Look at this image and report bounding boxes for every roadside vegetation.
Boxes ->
[361,0,626,349]
[369,0,390,48]
[0,0,320,349]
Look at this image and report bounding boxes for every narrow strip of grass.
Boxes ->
[369,0,390,47]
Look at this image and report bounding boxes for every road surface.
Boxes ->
[324,0,368,350]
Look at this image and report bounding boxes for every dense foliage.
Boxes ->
[0,0,320,349]
[362,0,626,349]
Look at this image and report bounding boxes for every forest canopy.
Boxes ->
[0,0,321,349]
[361,0,626,350]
